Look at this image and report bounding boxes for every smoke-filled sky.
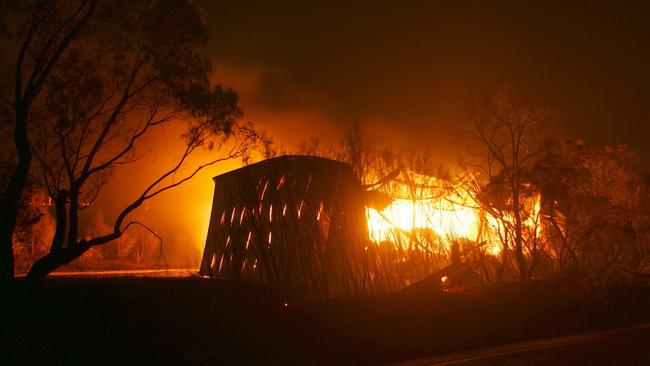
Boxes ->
[90,0,649,264]
[200,0,648,160]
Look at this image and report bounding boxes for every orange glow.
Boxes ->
[484,193,542,255]
[365,171,541,257]
[367,197,480,242]
[366,172,482,248]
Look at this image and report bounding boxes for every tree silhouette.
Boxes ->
[535,139,650,283]
[0,0,99,289]
[462,85,550,281]
[0,0,257,286]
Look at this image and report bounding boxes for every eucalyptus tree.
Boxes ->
[0,0,256,286]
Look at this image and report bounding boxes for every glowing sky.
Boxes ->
[201,0,649,161]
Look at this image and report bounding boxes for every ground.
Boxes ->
[1,277,649,365]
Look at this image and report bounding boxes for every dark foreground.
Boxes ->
[1,278,649,365]
[396,322,650,365]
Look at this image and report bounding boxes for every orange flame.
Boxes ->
[365,172,541,257]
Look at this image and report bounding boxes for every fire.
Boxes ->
[366,171,483,249]
[365,171,541,257]
[484,193,543,248]
[366,197,480,243]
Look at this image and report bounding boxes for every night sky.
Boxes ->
[200,0,649,162]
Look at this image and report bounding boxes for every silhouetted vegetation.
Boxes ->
[277,94,650,294]
[0,0,258,287]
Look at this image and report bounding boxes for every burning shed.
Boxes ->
[199,155,373,301]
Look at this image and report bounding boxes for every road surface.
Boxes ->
[394,322,650,365]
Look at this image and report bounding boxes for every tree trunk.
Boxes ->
[0,222,16,290]
[514,224,527,281]
[23,242,91,285]
[0,108,31,290]
[512,183,528,281]
[51,190,69,253]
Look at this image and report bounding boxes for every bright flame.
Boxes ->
[365,171,541,257]
[367,198,480,242]
[484,193,542,254]
[485,242,502,256]
[367,172,482,248]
